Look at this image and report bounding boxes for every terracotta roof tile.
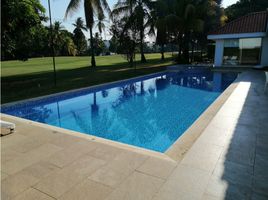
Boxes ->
[210,11,268,35]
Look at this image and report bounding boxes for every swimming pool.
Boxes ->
[1,68,237,152]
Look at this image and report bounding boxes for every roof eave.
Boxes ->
[207,32,267,40]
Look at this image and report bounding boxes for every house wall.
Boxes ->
[261,36,268,66]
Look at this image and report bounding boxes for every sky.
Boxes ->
[40,0,239,39]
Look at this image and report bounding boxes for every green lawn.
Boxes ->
[1,53,175,103]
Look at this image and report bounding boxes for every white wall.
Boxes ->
[214,40,224,67]
[261,36,268,66]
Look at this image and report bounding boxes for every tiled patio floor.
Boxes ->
[1,71,268,200]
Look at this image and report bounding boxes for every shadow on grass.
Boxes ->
[1,57,174,103]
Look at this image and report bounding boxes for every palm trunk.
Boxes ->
[183,32,190,64]
[191,41,194,63]
[140,28,146,63]
[161,44,165,60]
[89,26,96,67]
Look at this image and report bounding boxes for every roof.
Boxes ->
[209,11,268,35]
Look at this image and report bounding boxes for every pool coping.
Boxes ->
[0,67,240,162]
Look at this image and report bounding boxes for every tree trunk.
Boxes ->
[89,27,96,67]
[191,41,194,63]
[183,33,190,64]
[140,28,146,63]
[161,44,165,60]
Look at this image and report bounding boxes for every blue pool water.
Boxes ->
[1,68,237,152]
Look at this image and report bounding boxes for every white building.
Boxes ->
[208,11,268,67]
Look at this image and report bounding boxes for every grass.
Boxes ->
[1,53,175,103]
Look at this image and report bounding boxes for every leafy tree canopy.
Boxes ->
[1,0,46,60]
[225,0,268,22]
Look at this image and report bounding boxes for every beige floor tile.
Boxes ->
[61,154,106,180]
[202,193,223,200]
[180,143,222,172]
[197,125,230,147]
[1,171,9,180]
[47,140,98,168]
[137,157,176,179]
[89,165,129,188]
[87,144,123,161]
[205,175,228,198]
[50,134,85,148]
[21,161,60,179]
[153,164,210,200]
[1,170,39,199]
[34,155,106,198]
[33,171,75,198]
[106,171,164,200]
[209,115,238,132]
[59,179,113,200]
[12,188,54,200]
[9,138,44,153]
[107,151,148,175]
[1,133,28,149]
[2,144,62,175]
[1,148,24,163]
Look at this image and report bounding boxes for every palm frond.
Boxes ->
[84,0,94,28]
[65,0,81,19]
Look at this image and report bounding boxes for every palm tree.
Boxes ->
[72,17,87,55]
[51,21,65,55]
[173,0,205,63]
[95,13,109,39]
[112,0,154,63]
[65,0,111,67]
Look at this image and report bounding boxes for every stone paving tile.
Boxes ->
[58,179,113,200]
[33,155,106,198]
[180,142,223,172]
[47,140,98,168]
[106,151,148,175]
[1,169,39,199]
[106,171,164,200]
[220,145,255,167]
[21,161,60,179]
[89,165,130,188]
[1,133,28,149]
[251,192,268,200]
[136,157,176,179]
[12,188,55,200]
[9,137,44,153]
[197,124,231,147]
[1,148,23,163]
[153,164,210,200]
[1,171,9,180]
[2,144,62,175]
[50,134,85,148]
[87,144,124,162]
[202,193,222,200]
[224,184,252,200]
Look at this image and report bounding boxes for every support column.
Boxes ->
[261,36,268,66]
[214,40,224,67]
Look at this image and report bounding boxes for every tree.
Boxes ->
[95,13,109,39]
[110,17,138,66]
[225,0,268,22]
[72,17,87,55]
[1,0,46,60]
[112,0,154,63]
[50,22,77,56]
[65,0,111,67]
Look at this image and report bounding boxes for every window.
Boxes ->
[223,38,262,65]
